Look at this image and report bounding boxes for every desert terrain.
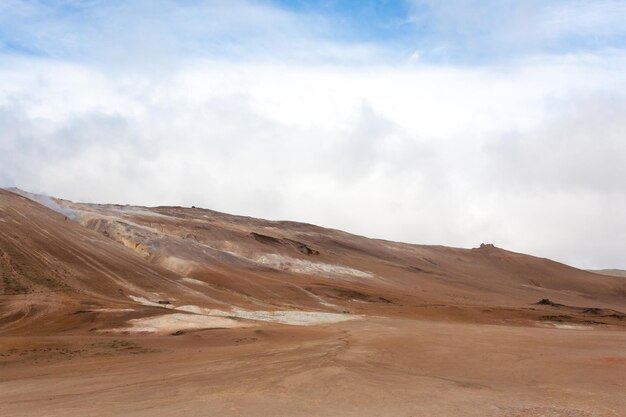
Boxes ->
[1,188,625,416]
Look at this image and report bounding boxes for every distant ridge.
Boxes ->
[588,269,626,278]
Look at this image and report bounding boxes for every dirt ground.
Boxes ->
[1,318,624,417]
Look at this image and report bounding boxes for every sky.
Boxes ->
[1,0,626,269]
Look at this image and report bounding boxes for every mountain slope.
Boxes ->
[61,196,626,307]
[0,189,226,334]
[589,269,626,278]
[1,188,625,335]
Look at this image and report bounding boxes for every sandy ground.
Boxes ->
[1,318,625,417]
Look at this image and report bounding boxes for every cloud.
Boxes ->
[478,93,626,267]
[1,1,625,269]
[0,0,387,66]
[2,51,626,268]
[406,0,626,61]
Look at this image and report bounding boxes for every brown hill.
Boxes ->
[1,188,624,334]
[589,269,626,278]
[0,189,227,334]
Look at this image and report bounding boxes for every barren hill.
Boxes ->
[589,269,626,278]
[2,188,625,334]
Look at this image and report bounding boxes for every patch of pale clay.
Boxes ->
[181,277,209,286]
[109,206,171,218]
[159,256,195,275]
[253,253,374,279]
[107,313,246,333]
[175,305,359,326]
[130,295,359,326]
[536,322,594,331]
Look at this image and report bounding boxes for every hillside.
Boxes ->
[589,269,626,278]
[1,188,624,334]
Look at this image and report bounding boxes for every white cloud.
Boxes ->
[0,0,386,66]
[407,0,626,60]
[2,51,626,268]
[1,1,626,269]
